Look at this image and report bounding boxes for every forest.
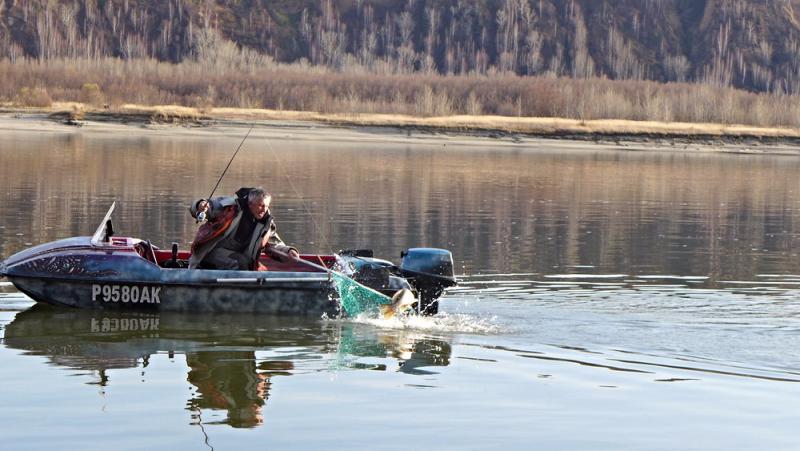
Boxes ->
[2,0,800,127]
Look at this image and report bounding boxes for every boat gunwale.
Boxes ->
[4,272,334,289]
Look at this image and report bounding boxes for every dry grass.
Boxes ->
[298,113,800,138]
[2,57,800,134]
[35,102,800,140]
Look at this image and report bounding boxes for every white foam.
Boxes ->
[465,273,539,278]
[474,286,526,293]
[636,275,709,280]
[719,281,800,285]
[349,312,501,335]
[468,280,534,285]
[632,284,687,289]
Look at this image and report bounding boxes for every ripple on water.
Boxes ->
[450,272,800,323]
[720,280,800,286]
[637,275,710,281]
[545,274,628,279]
[0,293,34,312]
[466,273,539,278]
[462,340,800,384]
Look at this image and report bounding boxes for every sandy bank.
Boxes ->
[1,103,800,155]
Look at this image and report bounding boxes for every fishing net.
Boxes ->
[331,255,391,317]
[331,272,391,317]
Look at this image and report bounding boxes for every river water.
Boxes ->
[1,122,799,450]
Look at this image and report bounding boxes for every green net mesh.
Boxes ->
[331,272,391,317]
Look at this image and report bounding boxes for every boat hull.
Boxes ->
[8,274,338,316]
[0,235,343,316]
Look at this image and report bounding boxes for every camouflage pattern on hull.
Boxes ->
[10,276,339,316]
[1,236,343,317]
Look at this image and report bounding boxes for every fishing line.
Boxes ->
[262,132,393,316]
[191,403,214,451]
[261,136,380,268]
[193,122,394,316]
[207,123,256,200]
[262,134,334,261]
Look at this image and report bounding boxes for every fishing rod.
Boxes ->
[208,123,256,200]
[193,124,394,316]
[197,123,255,222]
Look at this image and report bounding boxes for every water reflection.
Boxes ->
[187,351,286,428]
[3,305,452,428]
[2,131,800,282]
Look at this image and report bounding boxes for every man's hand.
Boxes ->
[263,247,300,261]
[195,200,209,222]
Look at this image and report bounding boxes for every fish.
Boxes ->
[380,288,417,319]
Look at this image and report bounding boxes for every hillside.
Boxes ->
[1,0,799,94]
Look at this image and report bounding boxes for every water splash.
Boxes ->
[348,310,502,335]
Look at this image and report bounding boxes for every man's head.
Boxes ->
[247,187,271,220]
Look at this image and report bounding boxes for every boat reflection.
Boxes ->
[3,305,452,428]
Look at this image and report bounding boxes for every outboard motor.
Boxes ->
[399,248,457,315]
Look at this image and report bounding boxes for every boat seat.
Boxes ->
[160,243,189,268]
[134,240,159,265]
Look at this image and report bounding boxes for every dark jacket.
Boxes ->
[188,188,296,269]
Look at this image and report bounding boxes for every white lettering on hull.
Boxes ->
[91,284,161,304]
[91,317,160,332]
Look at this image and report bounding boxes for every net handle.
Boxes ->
[269,250,391,301]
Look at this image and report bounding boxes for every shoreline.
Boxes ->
[2,103,800,154]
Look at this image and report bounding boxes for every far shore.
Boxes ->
[2,102,800,154]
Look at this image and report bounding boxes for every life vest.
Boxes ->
[190,205,238,254]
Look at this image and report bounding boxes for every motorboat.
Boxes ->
[0,203,457,317]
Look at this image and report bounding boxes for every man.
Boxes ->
[189,187,299,270]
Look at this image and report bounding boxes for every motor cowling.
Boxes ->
[399,248,457,315]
